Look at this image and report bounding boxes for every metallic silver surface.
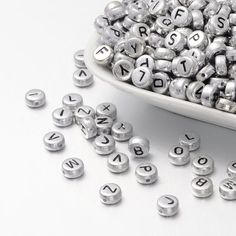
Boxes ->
[99,183,122,205]
[62,158,84,179]
[192,154,214,176]
[111,121,133,141]
[168,145,190,166]
[191,176,213,198]
[128,136,150,158]
[25,89,46,108]
[107,152,129,173]
[157,195,179,217]
[43,131,65,152]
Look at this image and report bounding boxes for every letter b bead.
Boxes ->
[128,136,150,158]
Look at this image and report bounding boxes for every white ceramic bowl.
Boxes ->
[84,32,236,131]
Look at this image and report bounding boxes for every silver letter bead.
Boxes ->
[165,31,186,51]
[73,68,94,88]
[169,78,190,100]
[124,37,146,58]
[157,195,179,217]
[192,154,214,176]
[187,30,208,50]
[99,183,122,205]
[132,67,152,89]
[111,121,133,141]
[74,105,95,124]
[215,98,236,113]
[94,134,116,155]
[135,55,155,70]
[62,93,83,113]
[201,84,220,108]
[191,176,213,198]
[96,102,117,121]
[168,145,190,166]
[79,117,97,139]
[149,0,169,16]
[95,116,113,135]
[129,23,151,40]
[186,81,205,104]
[219,178,236,200]
[94,45,114,66]
[154,47,176,61]
[135,162,158,185]
[196,64,215,82]
[155,60,172,73]
[128,136,150,158]
[227,161,236,178]
[52,107,73,127]
[73,50,86,68]
[171,6,192,27]
[25,89,46,108]
[207,14,229,36]
[43,131,65,152]
[62,158,84,179]
[94,15,110,34]
[179,131,200,151]
[112,59,134,82]
[127,1,149,22]
[104,1,125,21]
[107,152,129,173]
[215,55,227,76]
[151,72,171,95]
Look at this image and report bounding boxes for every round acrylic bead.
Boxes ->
[219,178,236,201]
[113,59,134,82]
[74,105,95,124]
[171,6,192,27]
[73,50,86,68]
[94,15,110,34]
[191,176,213,198]
[215,98,236,113]
[135,162,158,185]
[192,154,214,176]
[155,60,172,73]
[148,33,165,48]
[95,116,113,135]
[79,117,97,139]
[187,30,208,50]
[135,55,155,70]
[43,131,65,152]
[227,161,236,178]
[179,131,200,151]
[124,37,146,58]
[215,55,227,76]
[165,31,186,51]
[93,134,116,155]
[104,1,125,21]
[25,89,46,108]
[130,23,150,40]
[62,158,84,179]
[73,68,94,87]
[99,183,122,205]
[128,136,150,158]
[168,145,190,166]
[107,152,129,173]
[154,48,176,61]
[94,45,114,65]
[207,14,229,36]
[201,85,220,108]
[192,10,204,30]
[225,81,236,101]
[169,78,190,100]
[172,56,198,77]
[149,0,169,16]
[196,64,215,82]
[186,81,205,104]
[111,121,133,141]
[151,72,171,95]
[155,16,174,36]
[205,42,226,60]
[132,67,152,89]
[103,26,123,47]
[96,103,117,121]
[127,1,149,22]
[157,195,179,217]
[52,107,73,127]
[62,93,83,112]
[210,77,229,91]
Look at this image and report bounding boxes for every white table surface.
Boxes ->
[1,1,235,235]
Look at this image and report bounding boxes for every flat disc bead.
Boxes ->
[191,176,213,198]
[227,161,236,178]
[111,121,133,141]
[94,45,114,65]
[52,107,73,127]
[168,145,190,166]
[62,93,83,112]
[219,178,236,200]
[107,152,129,173]
[192,154,214,176]
[99,183,122,205]
[157,195,179,217]
[74,105,95,124]
[25,89,46,108]
[179,131,200,151]
[73,68,94,87]
[43,131,65,152]
[171,6,192,27]
[79,117,97,139]
[124,37,146,58]
[74,50,86,68]
[96,103,117,121]
[132,67,152,89]
[112,59,134,82]
[201,85,220,108]
[135,163,158,185]
[151,72,171,95]
[62,158,84,179]
[165,31,186,51]
[95,116,113,135]
[186,81,205,104]
[215,98,236,113]
[169,78,190,100]
[128,136,150,158]
[135,55,155,70]
[93,134,116,155]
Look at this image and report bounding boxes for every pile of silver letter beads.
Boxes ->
[93,0,236,114]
